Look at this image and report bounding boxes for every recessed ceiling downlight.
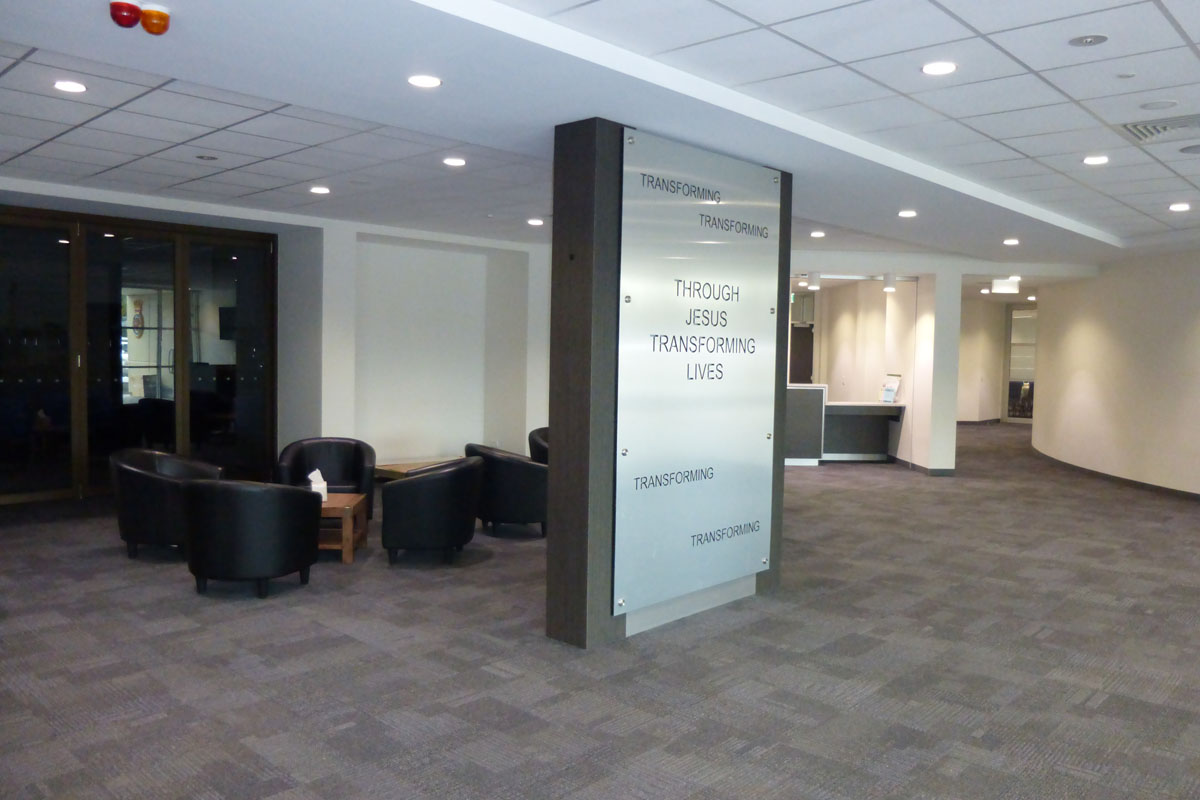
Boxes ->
[1068,34,1108,47]
[1003,238,1019,246]
[810,230,826,238]
[980,288,990,294]
[54,80,86,93]
[1180,145,1200,155]
[1027,295,1037,302]
[442,157,466,167]
[1169,202,1191,212]
[898,209,917,218]
[527,218,544,226]
[921,61,957,76]
[309,185,331,195]
[1083,155,1109,166]
[1141,100,1178,111]
[407,74,442,89]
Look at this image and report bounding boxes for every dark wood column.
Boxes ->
[545,118,627,648]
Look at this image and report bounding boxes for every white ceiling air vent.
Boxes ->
[1117,114,1200,145]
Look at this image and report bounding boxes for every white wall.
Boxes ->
[276,228,324,449]
[524,243,552,450]
[957,297,1005,421]
[1033,253,1200,494]
[356,237,490,461]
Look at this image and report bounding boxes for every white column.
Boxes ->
[911,273,961,473]
[320,223,358,436]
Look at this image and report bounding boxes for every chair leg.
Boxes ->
[256,578,268,599]
[387,548,398,565]
[126,541,138,559]
[299,565,310,585]
[194,575,207,594]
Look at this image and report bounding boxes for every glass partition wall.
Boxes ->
[1,209,275,504]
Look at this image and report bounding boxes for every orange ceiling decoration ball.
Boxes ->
[140,4,170,35]
[109,1,142,28]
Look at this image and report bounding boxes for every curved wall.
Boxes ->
[1033,253,1200,494]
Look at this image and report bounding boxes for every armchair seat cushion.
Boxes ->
[381,456,484,564]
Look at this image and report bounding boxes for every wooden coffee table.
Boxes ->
[375,457,457,481]
[320,492,367,564]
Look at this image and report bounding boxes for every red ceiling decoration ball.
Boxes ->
[140,4,170,35]
[110,1,142,28]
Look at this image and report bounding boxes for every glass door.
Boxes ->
[187,240,273,478]
[85,231,179,486]
[0,222,74,498]
[1006,308,1037,421]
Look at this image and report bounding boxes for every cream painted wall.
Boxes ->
[1033,254,1200,494]
[523,243,551,451]
[957,297,1005,422]
[356,238,490,461]
[884,282,917,462]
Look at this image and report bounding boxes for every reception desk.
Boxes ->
[784,385,904,464]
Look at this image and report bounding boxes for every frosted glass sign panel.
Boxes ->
[613,129,780,615]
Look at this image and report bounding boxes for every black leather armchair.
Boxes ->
[275,437,376,518]
[463,443,548,536]
[381,456,484,564]
[528,427,549,465]
[110,448,223,558]
[184,479,320,598]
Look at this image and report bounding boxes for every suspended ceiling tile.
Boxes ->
[851,36,1026,95]
[277,147,381,172]
[716,0,861,25]
[28,141,136,168]
[1041,48,1200,101]
[1167,158,1200,176]
[803,95,946,134]
[1143,138,1200,162]
[238,158,331,181]
[3,153,107,178]
[914,73,1068,117]
[1074,161,1177,186]
[56,127,174,157]
[0,132,40,154]
[474,161,552,185]
[0,57,13,72]
[152,143,261,169]
[359,159,453,183]
[989,4,1187,71]
[84,109,214,143]
[1003,127,1130,158]
[79,168,180,190]
[496,0,589,14]
[276,106,380,132]
[772,0,974,62]
[935,0,1140,34]
[0,62,150,107]
[0,87,106,125]
[371,127,464,149]
[27,49,167,87]
[188,130,304,159]
[659,29,831,86]
[553,0,754,56]
[915,139,1023,166]
[323,132,437,160]
[239,190,322,210]
[956,158,1053,181]
[1037,146,1156,173]
[197,169,296,191]
[742,65,893,113]
[1159,0,1200,43]
[0,113,69,141]
[963,102,1099,139]
[867,119,989,151]
[1082,83,1200,125]
[1106,176,1196,196]
[0,41,32,59]
[166,81,282,112]
[124,155,230,179]
[227,113,359,146]
[121,90,266,128]
[161,184,255,201]
[992,172,1079,193]
[171,178,262,197]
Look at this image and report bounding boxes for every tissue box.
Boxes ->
[308,469,328,501]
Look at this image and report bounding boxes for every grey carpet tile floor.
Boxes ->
[2,424,1199,799]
